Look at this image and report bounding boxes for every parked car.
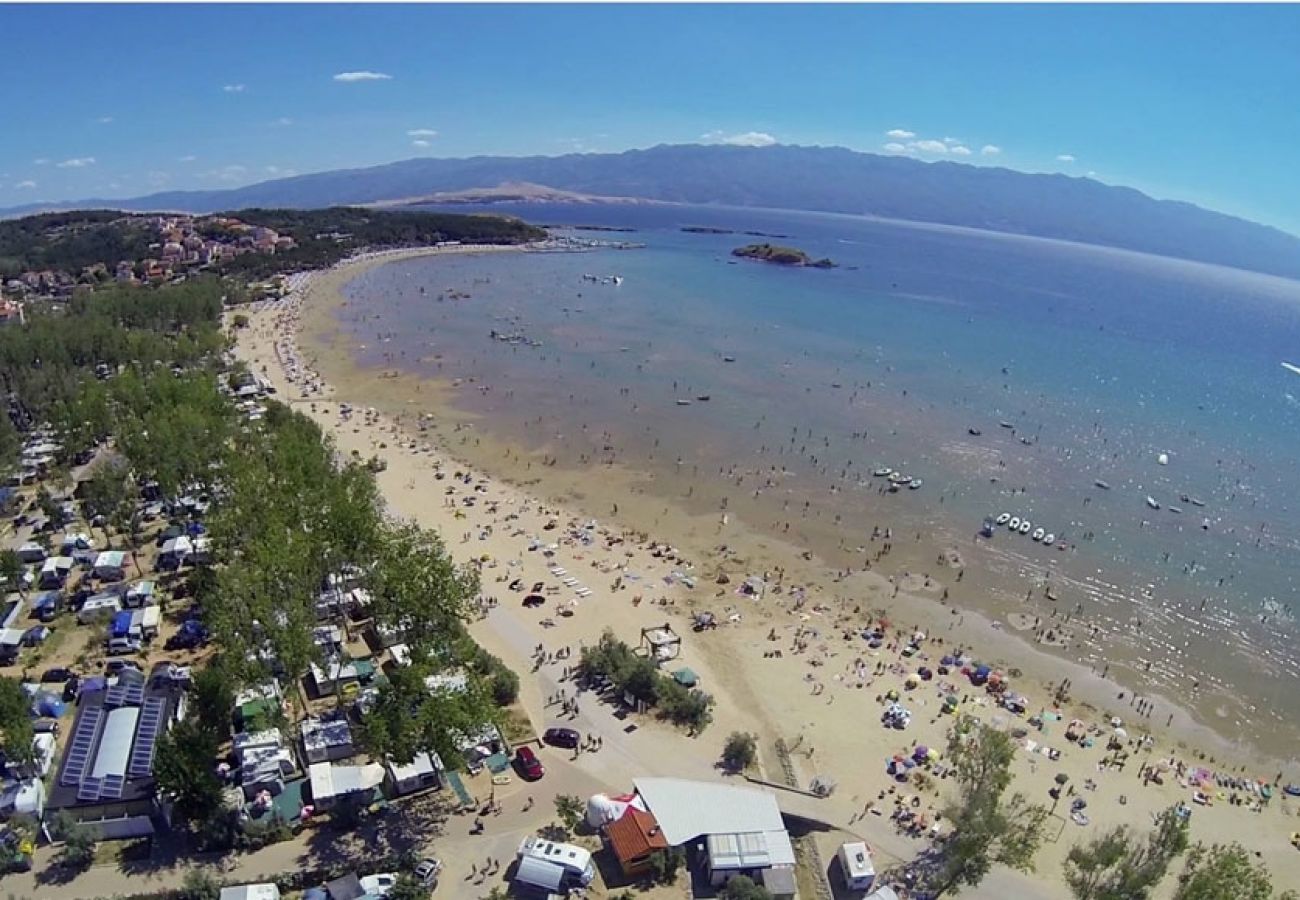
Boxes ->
[40,667,74,683]
[22,626,52,647]
[32,718,60,736]
[105,659,142,676]
[515,746,545,781]
[359,873,397,897]
[107,636,142,656]
[543,727,580,749]
[62,674,81,702]
[414,858,443,888]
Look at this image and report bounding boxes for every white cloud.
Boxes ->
[886,128,915,139]
[702,130,777,147]
[271,117,293,127]
[178,155,197,163]
[96,116,113,125]
[882,142,908,153]
[411,140,431,148]
[981,145,1001,156]
[15,180,36,189]
[950,145,972,156]
[407,128,438,138]
[56,157,96,168]
[33,159,48,166]
[223,84,246,93]
[912,139,948,153]
[333,71,392,82]
[1056,154,1076,163]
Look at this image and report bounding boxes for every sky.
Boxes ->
[2,3,1299,233]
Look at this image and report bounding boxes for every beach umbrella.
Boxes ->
[913,745,930,760]
[913,630,927,642]
[927,748,940,761]
[1055,773,1070,786]
[941,655,957,666]
[1113,727,1127,739]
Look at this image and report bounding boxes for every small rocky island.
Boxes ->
[731,242,836,268]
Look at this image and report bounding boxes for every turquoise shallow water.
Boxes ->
[339,203,1300,756]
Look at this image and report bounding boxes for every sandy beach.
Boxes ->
[232,246,1300,898]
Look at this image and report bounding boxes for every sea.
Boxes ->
[336,202,1300,760]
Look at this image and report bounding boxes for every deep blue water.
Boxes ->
[342,202,1300,748]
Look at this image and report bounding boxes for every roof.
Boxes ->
[387,750,442,782]
[90,707,139,778]
[95,550,126,567]
[708,832,778,870]
[308,762,384,800]
[301,717,353,751]
[324,873,365,900]
[606,807,668,863]
[219,886,281,900]
[514,856,566,892]
[633,777,788,845]
[839,841,875,879]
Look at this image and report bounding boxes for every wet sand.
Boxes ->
[232,246,1300,897]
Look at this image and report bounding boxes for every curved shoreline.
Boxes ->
[232,244,1299,895]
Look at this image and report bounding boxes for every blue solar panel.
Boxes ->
[98,774,125,800]
[77,776,103,802]
[128,697,166,778]
[61,706,104,786]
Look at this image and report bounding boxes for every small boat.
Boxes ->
[723,355,736,363]
[831,382,843,389]
[676,399,693,406]
[612,276,624,285]
[1168,506,1182,514]
[1043,533,1056,545]
[1018,520,1032,534]
[873,467,893,477]
[1201,518,1210,531]
[1000,421,1014,429]
[968,427,982,436]
[1189,497,1206,507]
[908,478,923,490]
[1020,436,1034,445]
[1094,480,1111,490]
[696,395,711,402]
[1032,527,1046,542]
[1146,496,1161,510]
[889,472,911,485]
[996,512,1011,525]
[1008,516,1022,530]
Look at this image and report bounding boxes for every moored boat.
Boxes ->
[1032,527,1046,541]
[1019,520,1032,534]
[1146,495,1161,510]
[996,512,1011,525]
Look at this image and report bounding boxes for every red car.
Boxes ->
[515,746,545,781]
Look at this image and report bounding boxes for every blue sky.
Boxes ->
[2,3,1299,233]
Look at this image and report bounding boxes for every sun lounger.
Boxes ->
[562,577,579,586]
[575,587,592,597]
[550,566,567,576]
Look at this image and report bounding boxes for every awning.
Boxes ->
[514,856,566,892]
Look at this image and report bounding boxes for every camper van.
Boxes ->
[837,841,876,892]
[516,835,595,888]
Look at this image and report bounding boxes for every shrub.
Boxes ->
[722,732,758,772]
[721,875,773,900]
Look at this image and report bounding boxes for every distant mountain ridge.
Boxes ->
[5,144,1299,279]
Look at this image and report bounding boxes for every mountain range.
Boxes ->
[5,144,1299,280]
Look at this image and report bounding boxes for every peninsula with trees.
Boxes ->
[731,242,836,268]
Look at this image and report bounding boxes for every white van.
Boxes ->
[837,841,876,892]
[517,835,595,887]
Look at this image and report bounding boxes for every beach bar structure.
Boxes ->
[640,623,682,663]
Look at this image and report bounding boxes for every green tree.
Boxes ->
[50,811,95,871]
[388,872,431,900]
[648,847,686,885]
[722,732,759,772]
[1173,842,1293,900]
[0,677,35,768]
[0,550,25,599]
[369,521,478,659]
[178,867,223,900]
[154,719,223,822]
[930,718,1050,897]
[554,794,585,833]
[358,660,493,767]
[720,875,773,900]
[190,661,237,738]
[80,457,134,542]
[1064,805,1190,900]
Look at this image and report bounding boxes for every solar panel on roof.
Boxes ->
[104,684,124,708]
[128,697,166,778]
[98,774,125,800]
[77,775,103,802]
[61,706,104,786]
[124,682,144,706]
